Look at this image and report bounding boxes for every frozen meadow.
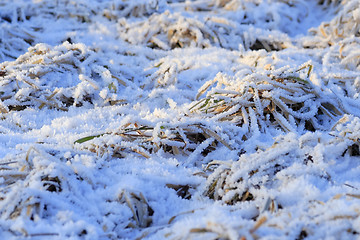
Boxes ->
[0,0,360,239]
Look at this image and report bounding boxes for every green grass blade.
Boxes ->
[74,134,104,144]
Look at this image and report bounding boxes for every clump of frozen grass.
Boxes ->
[118,189,154,228]
[117,8,292,51]
[322,37,360,71]
[305,0,360,48]
[331,114,360,155]
[0,146,155,238]
[337,39,360,70]
[158,215,249,240]
[205,0,317,37]
[147,56,188,88]
[0,23,36,62]
[0,148,75,236]
[75,120,232,161]
[0,0,92,62]
[26,0,97,23]
[3,0,164,24]
[103,0,165,19]
[0,42,129,112]
[205,114,360,201]
[190,64,344,140]
[118,11,220,50]
[204,132,310,204]
[141,204,266,240]
[202,116,360,237]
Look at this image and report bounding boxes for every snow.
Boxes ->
[0,0,360,239]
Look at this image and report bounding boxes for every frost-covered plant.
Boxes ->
[0,148,71,222]
[190,65,343,139]
[118,190,154,228]
[0,146,152,238]
[204,115,360,205]
[205,15,291,51]
[305,0,360,48]
[162,219,246,240]
[205,0,312,37]
[330,114,360,155]
[199,123,360,239]
[337,39,360,70]
[103,0,165,19]
[75,121,231,159]
[148,56,192,87]
[323,38,360,70]
[0,0,98,24]
[0,42,129,112]
[117,7,292,51]
[0,148,67,227]
[204,133,306,204]
[199,116,360,239]
[118,11,220,50]
[28,0,96,22]
[0,23,36,61]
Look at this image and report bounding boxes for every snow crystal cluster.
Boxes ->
[0,0,360,239]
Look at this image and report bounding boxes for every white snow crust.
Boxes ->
[0,0,360,239]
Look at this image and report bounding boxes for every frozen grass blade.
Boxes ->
[74,134,105,144]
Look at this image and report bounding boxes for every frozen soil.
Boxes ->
[0,0,360,239]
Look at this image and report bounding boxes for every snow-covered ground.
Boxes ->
[0,0,360,239]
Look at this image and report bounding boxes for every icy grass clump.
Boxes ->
[118,11,221,50]
[75,121,219,160]
[190,65,341,136]
[0,42,132,112]
[102,0,166,19]
[0,145,156,238]
[117,8,293,51]
[200,116,360,239]
[0,23,36,62]
[306,0,360,48]
[0,0,97,22]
